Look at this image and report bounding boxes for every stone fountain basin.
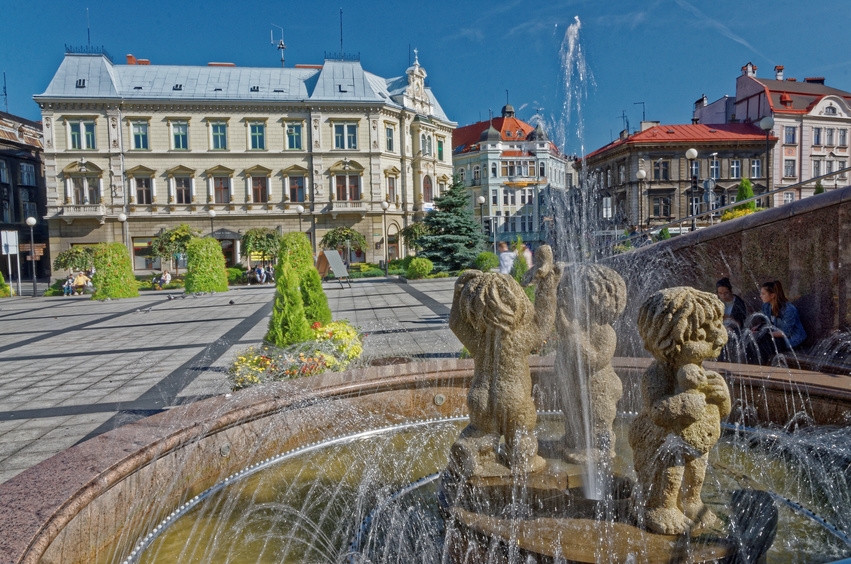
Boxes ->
[0,357,848,564]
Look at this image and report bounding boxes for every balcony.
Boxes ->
[329,199,367,219]
[59,204,106,224]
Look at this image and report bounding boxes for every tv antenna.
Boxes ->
[634,101,646,123]
[271,24,286,67]
[616,110,629,133]
[2,72,7,113]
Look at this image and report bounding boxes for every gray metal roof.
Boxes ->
[35,53,451,122]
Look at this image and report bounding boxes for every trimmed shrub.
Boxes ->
[735,178,757,212]
[429,271,450,278]
[474,252,499,272]
[349,267,384,278]
[266,262,313,347]
[0,271,10,297]
[406,257,433,279]
[184,238,229,293]
[301,266,332,325]
[92,243,139,300]
[814,180,825,195]
[721,208,755,222]
[226,267,245,285]
[279,232,314,274]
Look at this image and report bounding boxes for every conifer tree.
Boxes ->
[300,266,332,325]
[417,177,485,272]
[735,177,757,212]
[266,262,313,346]
[184,238,229,293]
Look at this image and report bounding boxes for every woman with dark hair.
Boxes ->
[752,280,807,364]
[716,277,747,329]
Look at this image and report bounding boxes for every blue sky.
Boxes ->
[3,0,851,155]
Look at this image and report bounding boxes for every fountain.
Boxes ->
[3,15,851,564]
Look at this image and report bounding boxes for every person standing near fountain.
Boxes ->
[752,280,807,364]
[629,287,731,535]
[554,263,626,464]
[447,245,561,478]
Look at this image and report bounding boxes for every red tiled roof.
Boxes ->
[586,123,774,160]
[752,77,851,114]
[453,116,535,150]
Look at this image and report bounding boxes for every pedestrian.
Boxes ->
[751,280,807,364]
[72,271,90,295]
[63,274,74,296]
[497,242,516,275]
[255,264,266,284]
[716,277,748,362]
[518,243,533,269]
[265,265,275,283]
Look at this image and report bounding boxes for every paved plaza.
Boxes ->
[0,277,460,484]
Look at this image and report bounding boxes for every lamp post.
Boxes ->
[759,116,774,204]
[636,169,646,228]
[207,209,216,236]
[117,213,127,246]
[477,195,486,229]
[380,200,390,276]
[25,217,37,297]
[295,204,305,232]
[685,148,698,231]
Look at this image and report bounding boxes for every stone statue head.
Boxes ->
[557,263,626,323]
[637,286,727,365]
[457,271,532,333]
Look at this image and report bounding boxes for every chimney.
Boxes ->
[126,54,137,65]
[774,65,784,81]
[137,59,150,66]
[741,62,757,77]
[805,77,826,85]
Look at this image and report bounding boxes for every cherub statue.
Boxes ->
[555,263,626,464]
[447,245,561,478]
[628,287,731,534]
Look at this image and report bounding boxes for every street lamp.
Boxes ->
[295,204,305,232]
[636,169,646,228]
[685,148,698,231]
[207,209,216,236]
[759,116,774,202]
[117,212,127,246]
[477,195,486,230]
[25,217,37,298]
[380,200,390,276]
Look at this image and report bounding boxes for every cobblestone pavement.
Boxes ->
[0,277,459,484]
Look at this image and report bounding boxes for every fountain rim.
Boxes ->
[1,356,849,564]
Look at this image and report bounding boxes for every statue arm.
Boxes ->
[702,370,732,417]
[449,272,481,353]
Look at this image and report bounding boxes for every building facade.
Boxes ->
[0,111,47,284]
[584,122,775,233]
[695,63,851,207]
[452,105,572,250]
[34,48,455,274]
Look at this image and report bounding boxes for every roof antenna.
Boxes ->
[505,89,509,105]
[2,72,8,114]
[271,24,286,67]
[86,7,91,47]
[339,8,343,54]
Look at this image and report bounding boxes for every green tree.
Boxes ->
[319,226,367,261]
[150,224,199,275]
[735,178,757,212]
[300,266,332,325]
[241,227,280,267]
[265,262,313,346]
[184,238,229,293]
[510,236,534,301]
[814,180,825,195]
[53,245,95,273]
[399,221,431,251]
[0,271,11,297]
[416,177,485,271]
[279,232,314,274]
[91,243,139,300]
[474,251,499,272]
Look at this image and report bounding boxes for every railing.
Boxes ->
[61,204,106,216]
[330,200,367,211]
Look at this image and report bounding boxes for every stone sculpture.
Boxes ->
[628,287,732,534]
[447,245,561,477]
[554,263,627,464]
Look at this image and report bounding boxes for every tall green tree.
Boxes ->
[279,232,314,273]
[399,221,431,251]
[151,224,199,275]
[265,262,313,346]
[735,178,757,212]
[319,226,367,253]
[416,177,485,272]
[814,180,825,195]
[184,238,229,293]
[92,243,139,300]
[53,245,95,274]
[241,227,280,267]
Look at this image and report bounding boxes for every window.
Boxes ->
[211,122,228,150]
[385,127,394,152]
[602,197,612,219]
[289,176,305,202]
[539,163,546,177]
[813,127,822,145]
[653,160,669,181]
[826,106,837,115]
[459,168,466,181]
[213,177,229,203]
[687,160,698,179]
[387,176,396,203]
[334,123,358,149]
[840,129,848,146]
[473,166,481,180]
[335,174,360,201]
[69,120,96,150]
[249,123,265,150]
[72,177,98,204]
[652,196,671,217]
[492,163,497,177]
[251,177,268,203]
[784,126,796,144]
[19,163,36,186]
[423,176,433,203]
[825,128,835,146]
[0,161,7,183]
[132,122,149,150]
[814,160,821,177]
[135,177,152,204]
[840,160,847,179]
[709,158,720,179]
[827,160,834,175]
[286,124,302,150]
[730,159,741,179]
[172,122,188,150]
[690,196,701,216]
[751,159,762,178]
[437,139,444,161]
[175,176,191,204]
[438,181,446,198]
[784,159,796,177]
[783,191,795,205]
[427,136,433,156]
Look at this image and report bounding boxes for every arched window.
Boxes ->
[423,175,433,203]
[473,165,481,180]
[427,136,433,156]
[539,162,546,177]
[421,134,427,154]
[491,163,498,177]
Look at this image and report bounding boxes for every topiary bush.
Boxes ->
[184,238,229,293]
[406,257,433,279]
[0,271,11,297]
[226,267,245,285]
[301,266,332,325]
[474,252,499,272]
[91,243,139,300]
[266,262,313,347]
[278,232,314,274]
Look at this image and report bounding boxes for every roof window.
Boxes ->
[250,86,259,92]
[75,79,86,88]
[173,84,183,91]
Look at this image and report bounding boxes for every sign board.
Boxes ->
[1,231,19,255]
[316,250,351,288]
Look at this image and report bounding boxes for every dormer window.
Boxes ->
[173,84,183,91]
[826,106,837,115]
[506,131,512,138]
[75,79,86,88]
[250,86,259,92]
